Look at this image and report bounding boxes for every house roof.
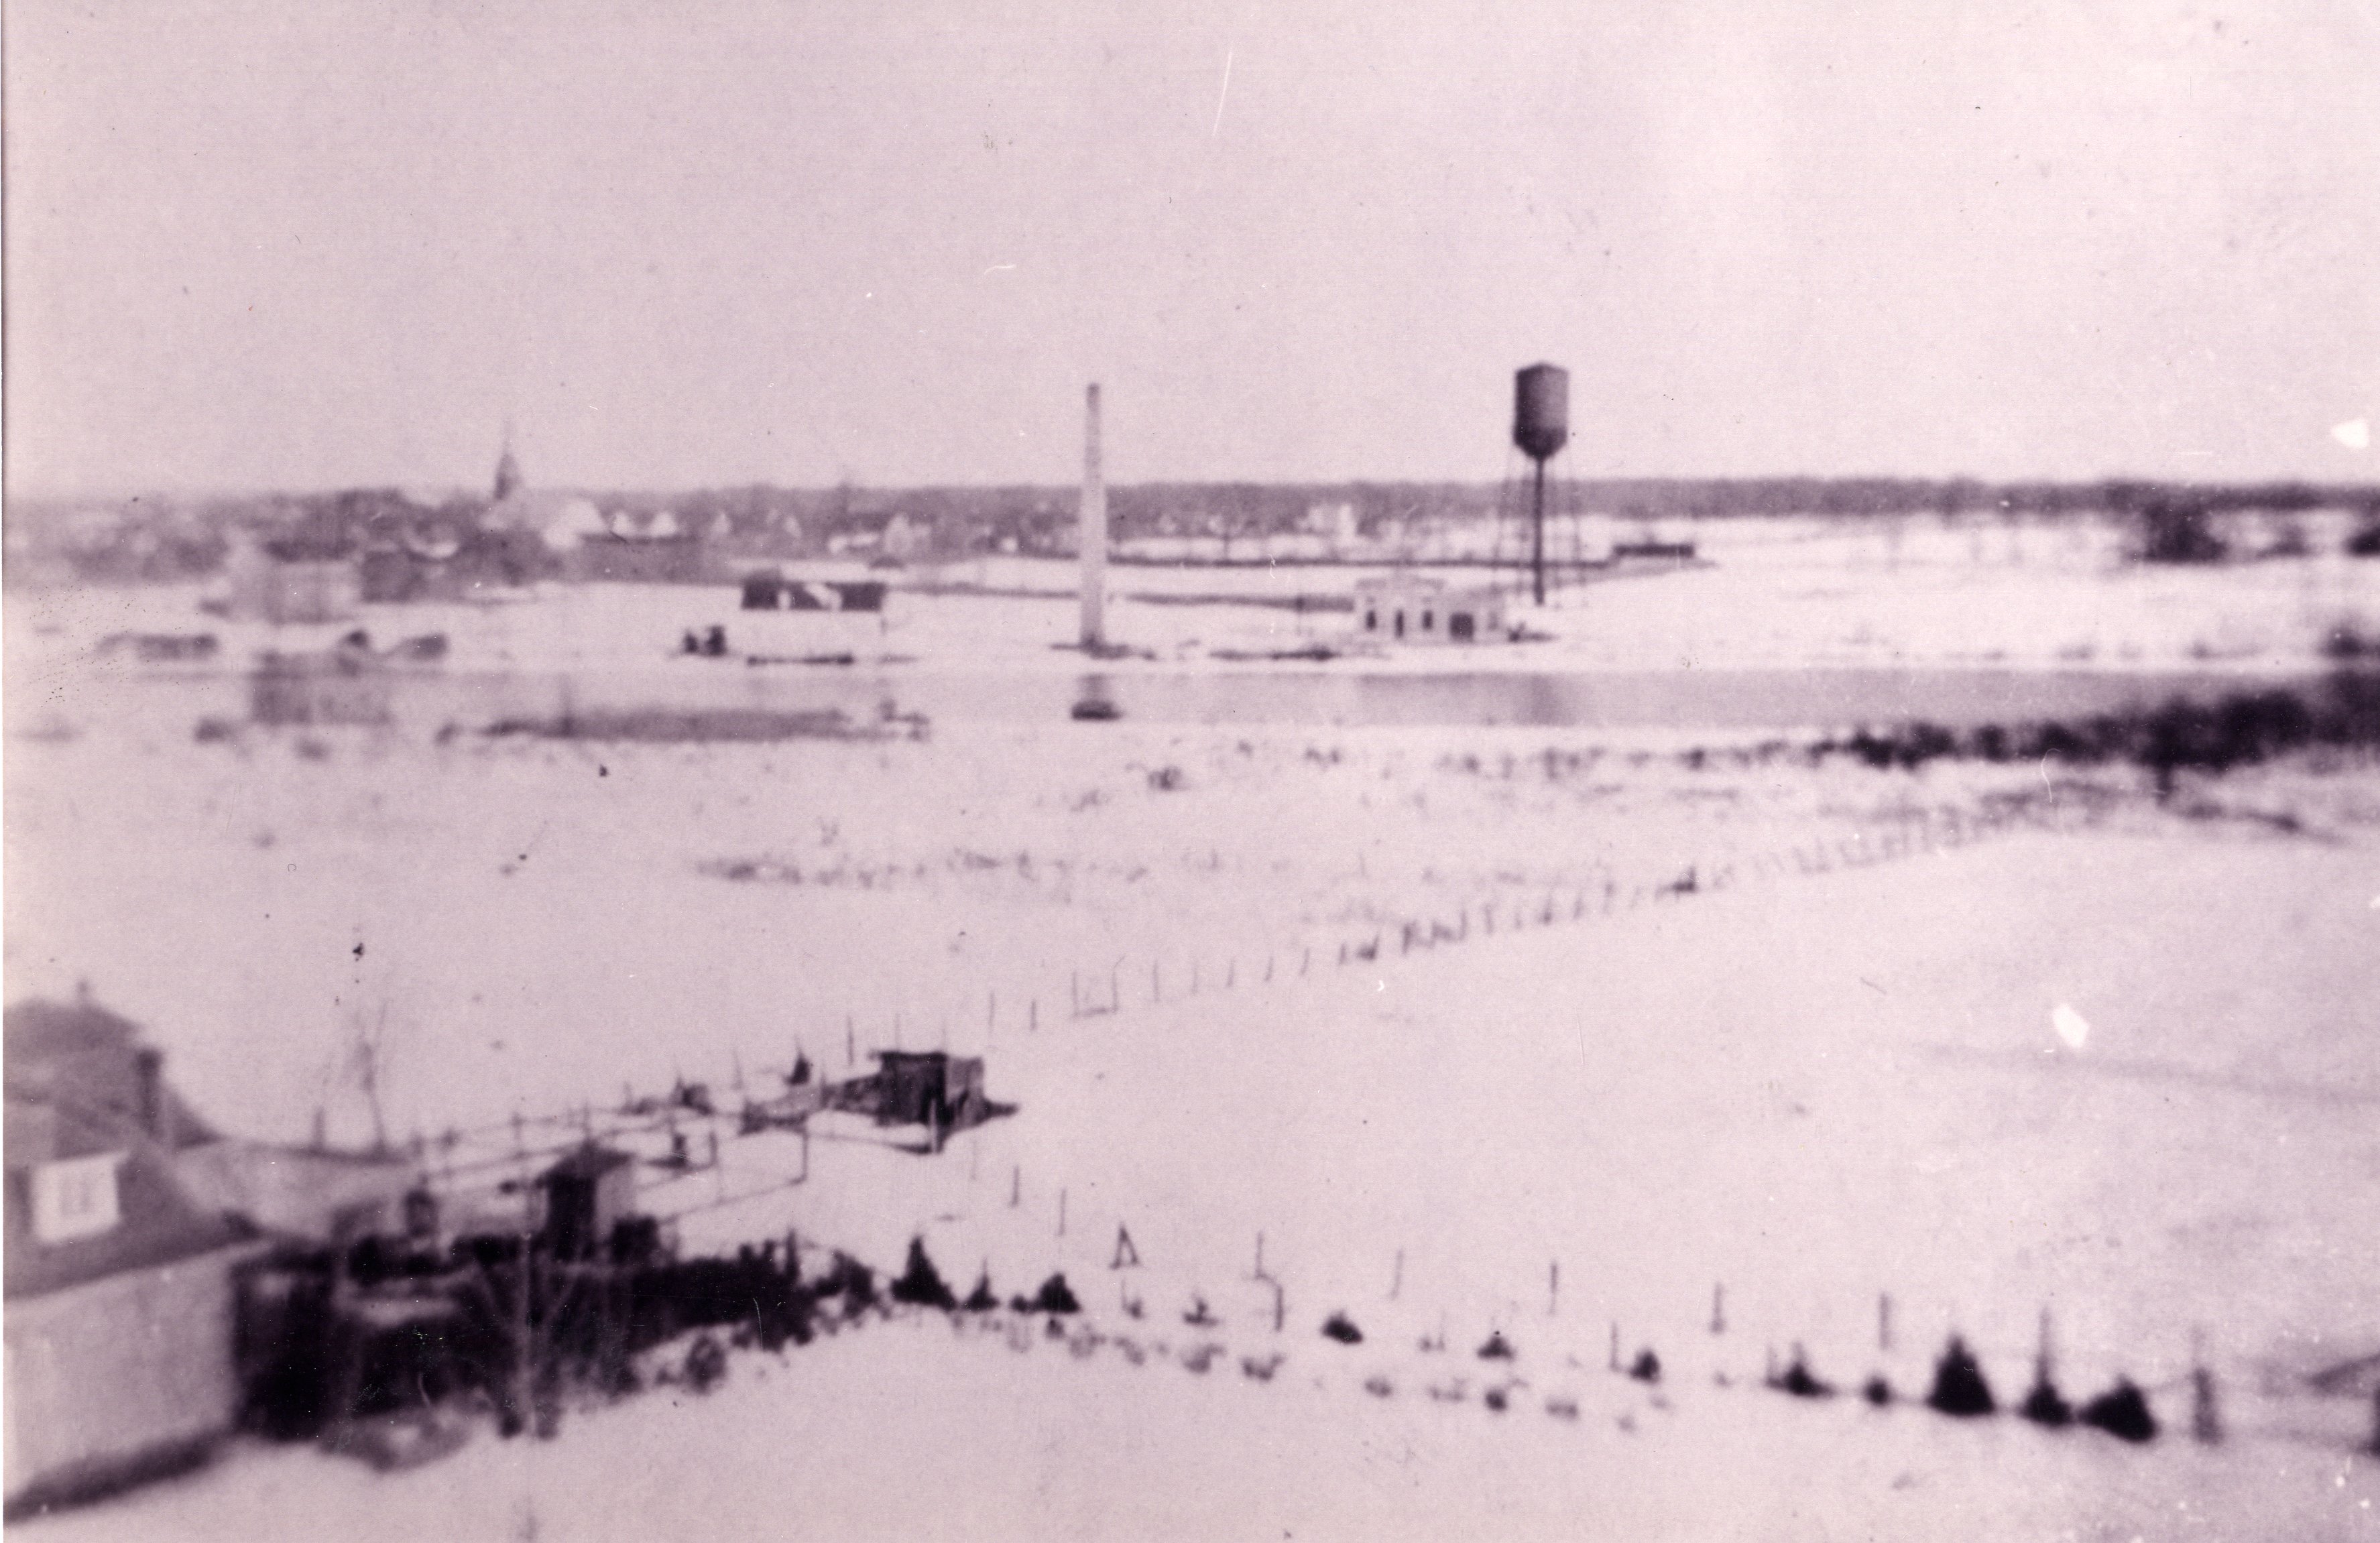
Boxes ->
[5,1096,254,1299]
[542,1145,636,1183]
[3,999,218,1153]
[4,999,251,1299]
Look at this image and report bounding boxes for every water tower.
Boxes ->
[1512,363,1569,605]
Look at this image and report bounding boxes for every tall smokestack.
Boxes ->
[1079,383,1107,651]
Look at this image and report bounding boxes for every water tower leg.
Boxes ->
[1531,458,1547,607]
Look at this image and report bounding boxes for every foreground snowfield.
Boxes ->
[7,555,2379,1539]
[28,1306,2380,1543]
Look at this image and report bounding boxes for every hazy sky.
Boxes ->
[6,0,2375,496]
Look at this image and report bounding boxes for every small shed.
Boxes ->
[872,1052,986,1128]
[740,573,888,613]
[538,1147,636,1261]
[1352,574,1508,644]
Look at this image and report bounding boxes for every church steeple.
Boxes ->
[492,420,524,503]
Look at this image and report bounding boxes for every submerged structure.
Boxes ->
[249,640,395,727]
[1352,573,1510,645]
[739,574,888,613]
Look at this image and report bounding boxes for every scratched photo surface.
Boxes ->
[5,3,2378,1538]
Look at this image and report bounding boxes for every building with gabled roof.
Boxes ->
[5,997,268,1515]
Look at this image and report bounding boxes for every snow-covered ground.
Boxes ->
[7,550,2379,1538]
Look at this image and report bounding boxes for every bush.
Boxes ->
[1927,1337,1996,1416]
[683,1333,727,1394]
[890,1237,957,1310]
[818,1251,876,1310]
[1777,1351,1834,1398]
[1027,1273,1080,1315]
[1321,1312,1364,1345]
[2078,1378,2158,1442]
[2139,500,2226,564]
[2021,1377,2073,1427]
[2324,623,2380,660]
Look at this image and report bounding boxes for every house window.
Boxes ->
[33,1152,125,1243]
[1422,611,1434,631]
[1364,610,1376,631]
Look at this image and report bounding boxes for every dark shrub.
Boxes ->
[1848,729,1896,769]
[1321,1312,1363,1345]
[890,1237,957,1310]
[1029,1273,1080,1314]
[683,1333,727,1393]
[1927,1336,1996,1416]
[1862,1375,1894,1407]
[2078,1378,2158,1442]
[1628,1349,1662,1383]
[2139,499,2226,564]
[963,1271,1000,1312]
[819,1251,876,1309]
[1477,1331,1514,1361]
[1779,1351,1833,1398]
[2021,1379,2073,1428]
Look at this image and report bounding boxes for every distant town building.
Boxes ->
[218,533,359,625]
[567,528,707,584]
[538,1146,637,1261]
[491,424,524,504]
[881,513,928,562]
[739,573,888,613]
[4,998,269,1514]
[872,1051,987,1129]
[1306,501,1360,545]
[1352,574,1510,644]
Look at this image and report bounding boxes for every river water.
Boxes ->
[298,663,2353,735]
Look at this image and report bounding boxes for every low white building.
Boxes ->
[1351,574,1511,644]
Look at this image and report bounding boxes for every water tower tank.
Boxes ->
[1512,364,1569,462]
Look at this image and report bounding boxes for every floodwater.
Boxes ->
[304,662,2352,734]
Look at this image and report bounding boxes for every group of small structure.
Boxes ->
[3,997,1010,1519]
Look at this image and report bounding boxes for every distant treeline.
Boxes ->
[11,476,2379,580]
[1812,670,2380,793]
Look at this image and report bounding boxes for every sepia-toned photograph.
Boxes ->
[4,2,2376,1537]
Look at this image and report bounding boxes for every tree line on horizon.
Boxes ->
[11,476,2379,584]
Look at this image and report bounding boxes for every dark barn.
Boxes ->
[871,1052,986,1128]
[538,1147,637,1261]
